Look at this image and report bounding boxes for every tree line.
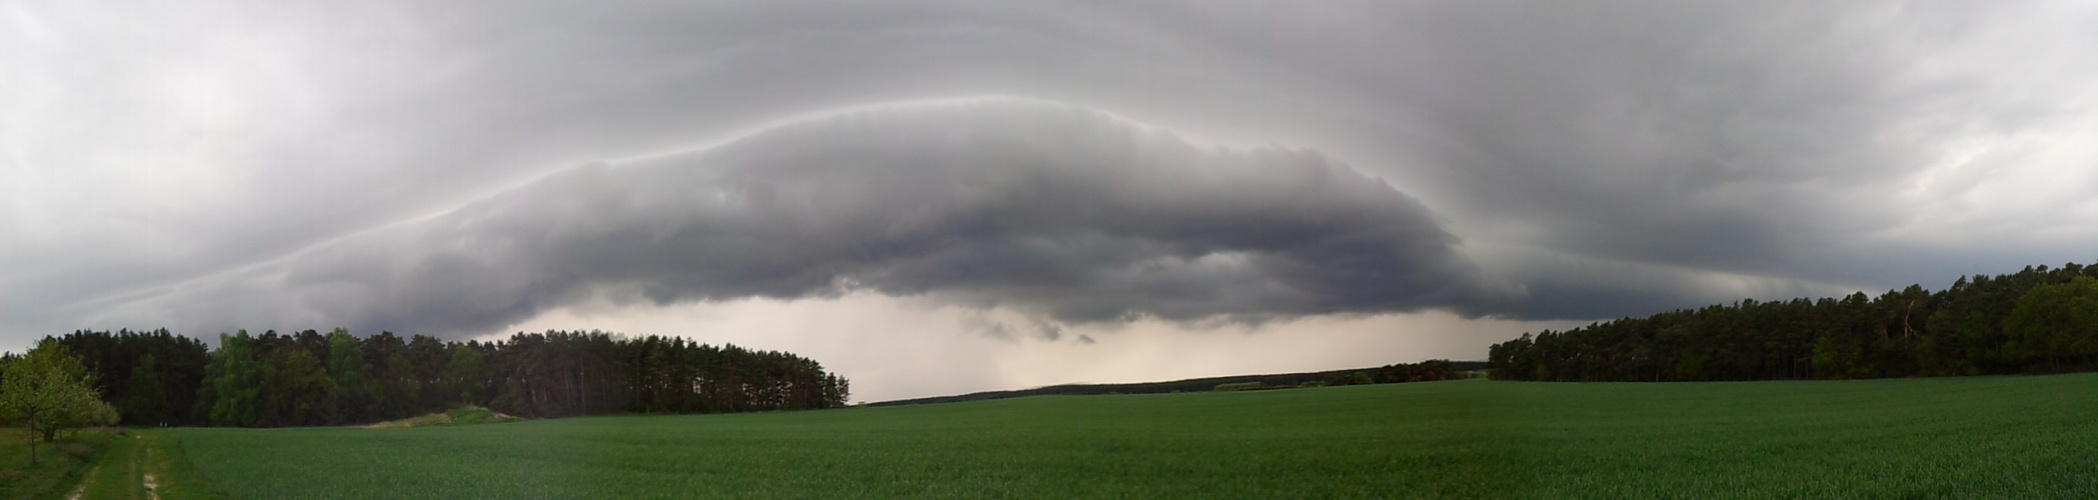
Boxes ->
[5,328,849,428]
[871,360,1482,407]
[1489,261,2098,382]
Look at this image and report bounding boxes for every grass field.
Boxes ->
[0,427,105,499]
[168,373,2095,499]
[0,427,232,500]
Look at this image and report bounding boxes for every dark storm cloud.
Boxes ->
[1270,1,2097,291]
[97,100,1507,338]
[1064,1,2097,316]
[9,0,2095,344]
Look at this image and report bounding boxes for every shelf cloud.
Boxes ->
[9,0,2095,399]
[98,99,1512,338]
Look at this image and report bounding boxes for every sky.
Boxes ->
[4,1,2095,402]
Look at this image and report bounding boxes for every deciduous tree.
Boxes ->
[0,340,108,466]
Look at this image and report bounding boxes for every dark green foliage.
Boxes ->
[491,330,848,417]
[441,343,491,407]
[263,348,336,427]
[38,327,849,428]
[1374,359,1462,383]
[123,355,166,425]
[203,332,264,427]
[874,360,1479,406]
[2002,276,2098,371]
[363,331,417,419]
[406,334,451,412]
[1324,371,1375,386]
[327,329,374,424]
[1491,260,2098,381]
[45,328,210,427]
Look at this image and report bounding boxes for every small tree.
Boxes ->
[0,340,107,466]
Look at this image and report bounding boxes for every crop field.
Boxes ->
[170,373,2095,499]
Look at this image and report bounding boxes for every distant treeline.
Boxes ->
[871,360,1484,407]
[28,328,849,427]
[1490,261,2098,382]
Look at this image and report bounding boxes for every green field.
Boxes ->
[0,427,103,499]
[159,374,2096,499]
[0,427,230,500]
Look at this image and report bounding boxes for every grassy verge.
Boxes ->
[71,429,139,499]
[0,427,234,500]
[0,427,111,500]
[176,373,2097,499]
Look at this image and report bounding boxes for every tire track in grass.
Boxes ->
[136,429,236,499]
[143,441,161,500]
[63,465,94,500]
[70,430,152,500]
[135,432,158,500]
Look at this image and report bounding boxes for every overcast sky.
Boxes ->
[5,1,2094,401]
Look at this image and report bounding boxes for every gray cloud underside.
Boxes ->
[102,100,1508,338]
[12,1,2095,340]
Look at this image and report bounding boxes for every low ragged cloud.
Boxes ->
[100,99,1509,338]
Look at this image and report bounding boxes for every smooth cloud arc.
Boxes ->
[106,99,1506,338]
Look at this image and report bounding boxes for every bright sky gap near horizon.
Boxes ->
[4,1,2095,402]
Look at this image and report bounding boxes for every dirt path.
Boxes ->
[139,435,161,500]
[63,465,93,500]
[143,441,161,500]
[66,431,157,500]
